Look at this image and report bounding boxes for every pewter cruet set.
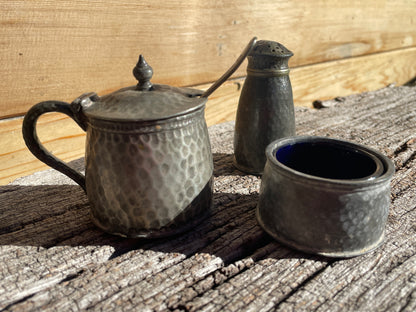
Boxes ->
[23,38,394,257]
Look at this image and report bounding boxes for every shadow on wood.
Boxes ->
[0,180,327,266]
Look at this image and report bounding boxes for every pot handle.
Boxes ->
[22,93,97,191]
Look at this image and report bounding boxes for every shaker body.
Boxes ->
[234,40,295,174]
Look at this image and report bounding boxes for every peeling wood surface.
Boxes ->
[1,86,416,311]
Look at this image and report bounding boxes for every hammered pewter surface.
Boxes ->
[256,137,395,257]
[84,109,213,237]
[83,84,205,122]
[234,40,295,174]
[257,173,391,257]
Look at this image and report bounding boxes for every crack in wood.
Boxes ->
[272,261,336,310]
[58,269,86,285]
[401,151,416,169]
[1,293,35,311]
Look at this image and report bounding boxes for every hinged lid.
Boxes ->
[81,55,205,122]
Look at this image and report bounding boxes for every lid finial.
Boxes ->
[133,55,153,91]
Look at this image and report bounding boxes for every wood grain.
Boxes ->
[1,85,415,311]
[1,0,416,118]
[291,46,416,106]
[1,47,416,185]
[0,114,86,185]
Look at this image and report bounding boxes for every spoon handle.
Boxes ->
[201,37,257,98]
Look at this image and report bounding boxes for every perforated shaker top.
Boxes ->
[249,40,293,57]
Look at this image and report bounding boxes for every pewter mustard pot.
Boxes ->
[22,56,213,238]
[234,40,295,175]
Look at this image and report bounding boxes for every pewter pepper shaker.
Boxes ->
[233,40,295,174]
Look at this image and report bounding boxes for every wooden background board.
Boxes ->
[0,44,416,185]
[1,0,416,184]
[1,47,416,185]
[1,85,415,311]
[1,0,416,118]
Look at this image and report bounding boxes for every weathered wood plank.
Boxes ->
[291,47,416,107]
[0,114,86,185]
[1,0,416,118]
[0,85,415,311]
[2,47,416,185]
